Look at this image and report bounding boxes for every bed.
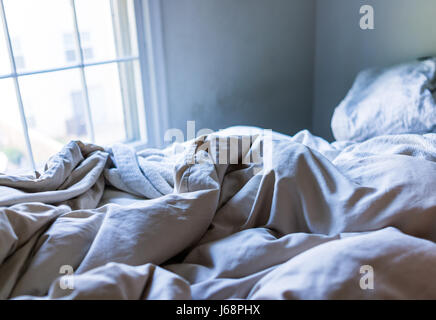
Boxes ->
[0,57,435,300]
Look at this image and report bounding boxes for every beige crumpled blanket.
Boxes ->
[1,128,436,299]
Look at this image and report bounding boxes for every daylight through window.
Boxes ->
[0,0,145,174]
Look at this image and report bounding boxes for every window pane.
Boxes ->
[85,63,127,145]
[3,0,78,72]
[75,0,116,63]
[18,70,89,166]
[0,15,11,76]
[0,79,32,173]
[75,0,138,62]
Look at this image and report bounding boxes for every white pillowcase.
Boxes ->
[331,57,436,142]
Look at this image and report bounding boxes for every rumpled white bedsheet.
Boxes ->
[1,127,436,299]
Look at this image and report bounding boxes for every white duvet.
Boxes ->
[1,127,436,299]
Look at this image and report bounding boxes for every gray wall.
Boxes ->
[159,0,436,141]
[313,0,436,140]
[160,0,316,137]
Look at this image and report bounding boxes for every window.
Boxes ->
[64,32,94,62]
[0,0,147,174]
[11,37,25,69]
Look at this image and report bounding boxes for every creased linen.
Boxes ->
[0,128,435,299]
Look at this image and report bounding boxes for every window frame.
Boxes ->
[134,0,169,149]
[0,0,168,172]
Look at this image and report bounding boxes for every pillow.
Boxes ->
[331,57,436,142]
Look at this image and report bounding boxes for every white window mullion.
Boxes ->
[1,56,138,79]
[0,0,36,172]
[70,0,95,143]
[111,0,141,142]
[134,0,170,148]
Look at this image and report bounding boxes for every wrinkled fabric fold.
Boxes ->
[0,129,435,299]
